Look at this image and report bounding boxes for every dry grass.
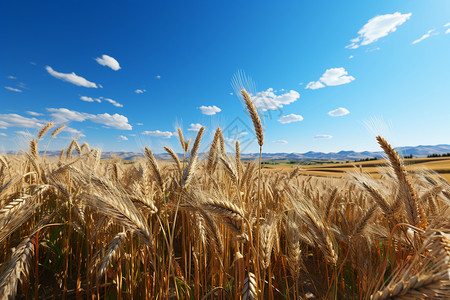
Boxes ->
[0,119,450,299]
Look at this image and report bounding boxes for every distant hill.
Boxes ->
[6,144,450,162]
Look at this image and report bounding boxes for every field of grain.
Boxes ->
[263,157,450,181]
[1,90,450,299]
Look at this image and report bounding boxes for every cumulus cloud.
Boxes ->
[314,135,333,139]
[142,130,173,138]
[412,29,437,44]
[346,12,412,49]
[95,54,121,71]
[273,140,288,144]
[80,96,101,103]
[251,88,300,111]
[328,107,350,117]
[101,97,123,107]
[26,111,43,116]
[46,66,98,88]
[188,123,203,131]
[135,89,146,94]
[4,86,22,92]
[0,114,44,128]
[118,135,128,141]
[306,68,355,90]
[278,114,303,124]
[199,105,221,115]
[446,28,450,34]
[46,108,132,130]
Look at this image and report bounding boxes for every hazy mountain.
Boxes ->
[7,144,450,161]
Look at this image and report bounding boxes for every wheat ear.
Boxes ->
[376,136,427,229]
[144,147,164,192]
[241,89,263,147]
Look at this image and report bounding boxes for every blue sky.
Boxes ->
[1,1,449,154]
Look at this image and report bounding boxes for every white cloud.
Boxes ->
[346,12,412,49]
[135,89,146,94]
[119,135,128,141]
[155,75,161,79]
[15,131,32,137]
[129,134,136,137]
[95,54,121,71]
[26,111,43,116]
[199,105,222,115]
[251,88,300,111]
[319,68,355,86]
[4,86,22,92]
[349,55,354,59]
[136,123,143,126]
[8,75,16,79]
[446,28,450,34]
[142,130,173,138]
[328,107,350,117]
[46,108,132,130]
[102,97,123,107]
[314,135,333,139]
[412,29,437,44]
[80,96,101,103]
[187,123,203,131]
[305,81,325,90]
[46,66,98,88]
[0,133,6,137]
[273,140,288,144]
[278,114,303,124]
[30,62,36,65]
[306,68,355,90]
[65,127,85,137]
[444,23,450,27]
[0,114,43,128]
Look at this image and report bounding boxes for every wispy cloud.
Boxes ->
[4,86,22,92]
[412,29,437,44]
[7,75,16,79]
[101,97,123,107]
[26,111,43,116]
[305,81,325,90]
[135,89,146,94]
[306,68,355,90]
[80,96,101,103]
[46,108,132,130]
[95,54,121,71]
[15,131,33,137]
[142,130,173,138]
[118,135,128,141]
[65,127,85,137]
[251,88,300,111]
[199,105,221,115]
[136,123,143,126]
[0,133,7,137]
[346,12,411,49]
[187,123,203,131]
[155,75,161,79]
[46,66,98,88]
[273,140,288,144]
[314,135,332,139]
[328,107,350,117]
[278,114,303,124]
[0,114,43,128]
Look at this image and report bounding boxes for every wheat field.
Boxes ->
[1,92,450,299]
